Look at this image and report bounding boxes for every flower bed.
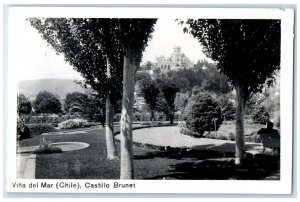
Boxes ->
[57,118,97,129]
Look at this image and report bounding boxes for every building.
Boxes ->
[153,46,193,72]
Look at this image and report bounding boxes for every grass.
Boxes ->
[19,126,280,180]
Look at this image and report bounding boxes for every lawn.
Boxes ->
[18,126,280,180]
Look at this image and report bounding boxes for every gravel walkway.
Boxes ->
[116,126,264,155]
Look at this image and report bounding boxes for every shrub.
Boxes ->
[178,121,202,137]
[34,138,62,154]
[34,146,62,154]
[26,123,55,136]
[132,112,142,122]
[205,132,228,140]
[57,118,96,129]
[245,134,261,143]
[252,106,270,124]
[139,112,151,122]
[228,133,235,141]
[140,122,151,126]
[114,113,122,122]
[153,112,166,121]
[17,117,30,140]
[24,115,59,125]
[184,93,223,136]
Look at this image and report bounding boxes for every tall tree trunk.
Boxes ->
[169,112,174,124]
[235,84,246,164]
[120,54,136,179]
[105,56,118,160]
[105,94,118,160]
[169,106,174,124]
[150,110,154,122]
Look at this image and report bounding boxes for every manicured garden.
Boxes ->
[18,126,280,180]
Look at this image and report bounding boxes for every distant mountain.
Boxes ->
[18,79,85,101]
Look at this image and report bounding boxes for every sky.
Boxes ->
[9,18,211,81]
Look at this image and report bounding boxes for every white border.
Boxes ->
[5,7,294,194]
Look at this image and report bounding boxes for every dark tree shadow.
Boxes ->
[133,141,263,160]
[145,154,280,180]
[133,141,279,180]
[134,145,235,160]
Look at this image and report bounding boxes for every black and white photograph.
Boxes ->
[4,6,294,194]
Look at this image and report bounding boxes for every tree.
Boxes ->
[252,106,270,124]
[247,70,280,126]
[204,64,231,94]
[117,19,157,179]
[216,93,236,121]
[17,94,32,115]
[156,74,182,124]
[64,91,106,126]
[30,18,157,178]
[136,73,160,121]
[182,19,280,164]
[29,18,123,160]
[84,93,106,127]
[153,68,161,77]
[64,92,89,114]
[140,61,152,71]
[175,91,192,117]
[33,91,62,114]
[145,61,152,70]
[260,71,280,127]
[184,92,223,136]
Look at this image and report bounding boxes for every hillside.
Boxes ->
[18,79,85,101]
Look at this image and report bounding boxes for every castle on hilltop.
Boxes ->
[153,46,194,71]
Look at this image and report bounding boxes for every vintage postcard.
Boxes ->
[4,6,294,194]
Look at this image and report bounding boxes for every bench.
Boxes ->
[259,133,280,155]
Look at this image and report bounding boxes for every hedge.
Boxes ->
[23,114,82,126]
[26,123,56,137]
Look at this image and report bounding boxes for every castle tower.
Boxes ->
[172,46,182,68]
[173,46,181,54]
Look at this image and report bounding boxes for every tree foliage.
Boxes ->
[216,93,236,121]
[17,94,32,115]
[64,92,89,113]
[84,94,106,126]
[28,18,125,160]
[184,92,223,136]
[175,91,192,116]
[33,91,62,114]
[140,61,152,71]
[155,74,184,124]
[182,19,280,98]
[117,19,157,64]
[251,106,270,124]
[117,19,157,179]
[28,18,123,103]
[136,73,160,120]
[181,19,280,164]
[29,17,157,178]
